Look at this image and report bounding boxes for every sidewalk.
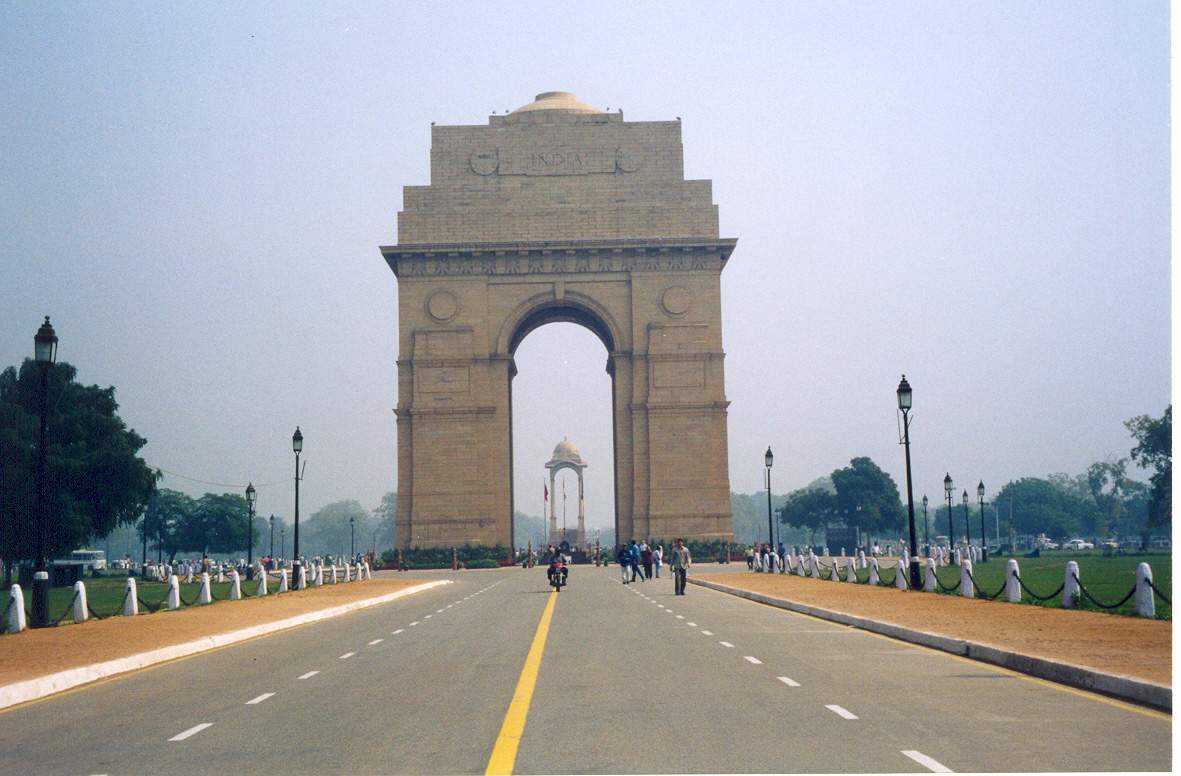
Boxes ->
[0,578,440,704]
[691,571,1170,708]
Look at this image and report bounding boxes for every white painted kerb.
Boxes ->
[0,579,451,710]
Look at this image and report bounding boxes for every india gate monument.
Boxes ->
[381,91,736,550]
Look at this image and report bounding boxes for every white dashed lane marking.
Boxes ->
[410,621,420,626]
[826,704,858,720]
[339,652,355,660]
[744,656,762,665]
[298,671,319,680]
[701,630,714,636]
[169,723,212,741]
[675,614,684,619]
[719,641,735,648]
[776,676,800,687]
[424,614,433,619]
[246,693,275,705]
[392,629,404,635]
[686,622,696,627]
[901,751,953,772]
[436,609,445,613]
[368,639,384,646]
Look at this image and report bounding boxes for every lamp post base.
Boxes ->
[291,561,303,590]
[31,570,49,628]
[909,559,922,591]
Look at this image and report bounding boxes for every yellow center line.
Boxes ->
[485,590,558,775]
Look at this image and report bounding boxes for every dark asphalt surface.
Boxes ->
[0,565,1170,774]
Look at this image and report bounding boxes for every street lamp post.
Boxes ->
[31,317,57,628]
[280,527,286,561]
[245,483,256,579]
[269,515,275,560]
[896,376,921,590]
[977,481,987,562]
[349,515,355,559]
[764,447,774,551]
[292,427,303,587]
[944,474,955,560]
[921,495,930,552]
[962,490,971,552]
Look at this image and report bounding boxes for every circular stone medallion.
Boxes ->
[426,291,459,322]
[660,286,693,317]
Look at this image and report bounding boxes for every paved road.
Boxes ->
[0,565,1169,774]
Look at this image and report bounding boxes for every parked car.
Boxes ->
[1064,539,1094,551]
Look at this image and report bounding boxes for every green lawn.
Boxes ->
[2,573,289,628]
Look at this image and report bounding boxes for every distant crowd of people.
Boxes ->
[615,539,692,594]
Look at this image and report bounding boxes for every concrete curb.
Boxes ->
[689,577,1171,712]
[0,579,452,711]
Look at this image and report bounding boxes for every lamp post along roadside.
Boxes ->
[269,515,275,560]
[896,376,921,590]
[944,474,955,558]
[281,527,286,562]
[350,515,355,559]
[245,483,256,579]
[962,490,971,551]
[977,481,987,562]
[292,427,303,587]
[31,317,57,628]
[764,447,774,551]
[921,494,930,552]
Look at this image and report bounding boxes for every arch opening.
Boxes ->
[509,319,618,557]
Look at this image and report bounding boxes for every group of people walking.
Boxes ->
[615,539,692,594]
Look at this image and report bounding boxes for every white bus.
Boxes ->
[53,549,107,571]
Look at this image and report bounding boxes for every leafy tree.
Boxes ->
[1082,459,1134,537]
[778,487,839,546]
[993,478,1091,541]
[1126,406,1171,536]
[137,488,195,563]
[175,493,253,559]
[830,457,906,544]
[304,500,372,558]
[0,360,157,579]
[372,492,397,554]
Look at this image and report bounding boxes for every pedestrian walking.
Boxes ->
[629,540,645,582]
[616,544,631,584]
[653,544,664,578]
[670,538,692,595]
[641,542,653,579]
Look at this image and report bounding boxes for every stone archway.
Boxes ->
[381,91,736,550]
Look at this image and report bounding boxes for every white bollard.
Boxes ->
[960,559,974,598]
[184,566,194,584]
[216,568,225,583]
[924,557,937,592]
[314,564,323,587]
[330,565,339,584]
[1063,561,1080,609]
[1006,559,1021,603]
[364,562,372,580]
[229,571,242,600]
[896,559,908,590]
[72,580,88,623]
[858,550,866,570]
[953,549,962,567]
[869,557,880,586]
[809,554,819,578]
[123,577,139,616]
[199,573,212,604]
[8,584,26,633]
[840,547,846,558]
[167,575,181,610]
[279,569,289,593]
[1135,563,1155,618]
[295,563,306,590]
[845,556,857,582]
[257,571,268,596]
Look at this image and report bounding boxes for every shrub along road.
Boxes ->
[0,566,1170,774]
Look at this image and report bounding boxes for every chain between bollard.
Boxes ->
[1,594,12,624]
[963,567,1005,600]
[878,568,897,586]
[1014,575,1064,602]
[1146,579,1170,605]
[136,595,162,613]
[1071,574,1136,611]
[87,601,107,620]
[934,572,961,593]
[51,591,80,624]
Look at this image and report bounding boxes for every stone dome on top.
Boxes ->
[511,91,604,115]
[550,437,584,463]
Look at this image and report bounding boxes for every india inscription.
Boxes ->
[383,90,736,549]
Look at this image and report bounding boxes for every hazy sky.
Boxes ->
[1,2,1169,533]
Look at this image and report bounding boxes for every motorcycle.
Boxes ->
[548,562,567,592]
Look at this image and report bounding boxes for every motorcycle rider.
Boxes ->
[546,554,568,588]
